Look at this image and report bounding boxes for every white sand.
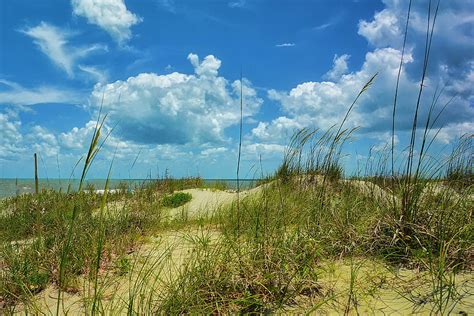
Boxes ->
[167,186,261,220]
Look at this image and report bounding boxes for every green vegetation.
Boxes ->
[153,176,204,193]
[1,3,473,315]
[204,179,229,191]
[161,192,192,208]
[1,160,472,314]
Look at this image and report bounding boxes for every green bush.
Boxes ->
[162,192,192,208]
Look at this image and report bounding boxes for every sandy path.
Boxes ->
[166,186,263,220]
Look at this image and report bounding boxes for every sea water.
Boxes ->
[0,178,258,198]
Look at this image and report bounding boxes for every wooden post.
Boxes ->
[34,153,39,194]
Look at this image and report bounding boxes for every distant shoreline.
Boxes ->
[0,178,260,181]
[0,178,260,199]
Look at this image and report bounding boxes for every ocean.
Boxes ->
[0,178,258,199]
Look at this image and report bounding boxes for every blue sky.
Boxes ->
[1,0,473,179]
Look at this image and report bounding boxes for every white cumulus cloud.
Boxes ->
[260,47,420,139]
[252,117,304,143]
[258,42,473,148]
[28,126,60,157]
[325,54,351,81]
[200,147,228,157]
[0,112,61,162]
[88,53,263,145]
[242,143,286,161]
[358,0,474,97]
[0,112,26,161]
[358,9,402,48]
[435,122,474,145]
[59,120,98,150]
[72,0,142,44]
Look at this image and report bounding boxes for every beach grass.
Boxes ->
[1,2,473,314]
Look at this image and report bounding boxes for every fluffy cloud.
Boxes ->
[200,147,228,157]
[59,120,98,149]
[187,53,221,77]
[242,143,286,161]
[28,126,60,157]
[259,45,473,147]
[57,117,233,171]
[369,131,400,152]
[21,22,107,78]
[435,122,474,145]
[0,111,59,161]
[0,112,24,160]
[72,0,142,44]
[58,119,150,162]
[324,54,350,81]
[358,9,402,48]
[358,0,474,100]
[252,117,304,143]
[256,0,473,148]
[88,53,262,145]
[267,48,411,132]
[0,53,265,177]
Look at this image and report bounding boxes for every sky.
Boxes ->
[0,0,473,180]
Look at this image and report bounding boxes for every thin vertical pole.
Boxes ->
[34,153,39,194]
[237,71,243,232]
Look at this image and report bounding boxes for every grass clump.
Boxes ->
[161,192,192,208]
[1,2,473,314]
[445,134,473,190]
[153,176,204,193]
[0,190,145,309]
[157,225,321,314]
[204,180,229,191]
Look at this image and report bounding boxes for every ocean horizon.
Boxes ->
[0,178,259,198]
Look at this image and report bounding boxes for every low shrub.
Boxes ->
[162,192,192,208]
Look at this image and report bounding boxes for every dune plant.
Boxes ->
[1,0,473,314]
[90,158,114,315]
[161,192,192,208]
[390,0,443,225]
[445,134,473,189]
[55,111,110,315]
